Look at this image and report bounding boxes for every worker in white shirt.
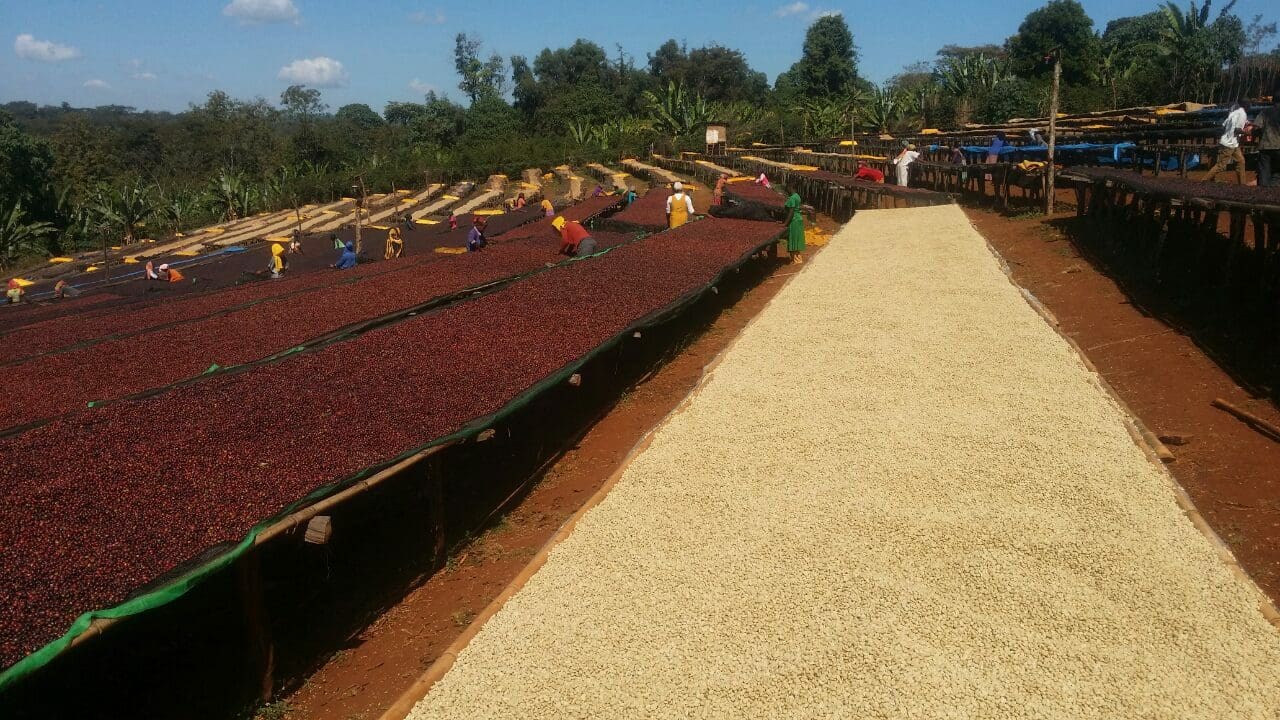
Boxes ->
[1204,100,1249,184]
[892,144,921,187]
[665,181,696,229]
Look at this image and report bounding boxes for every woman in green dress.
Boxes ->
[784,192,805,264]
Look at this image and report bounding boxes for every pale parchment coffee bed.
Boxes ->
[407,204,1280,719]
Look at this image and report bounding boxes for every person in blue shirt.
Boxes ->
[331,240,357,269]
[622,187,638,205]
[986,131,1007,163]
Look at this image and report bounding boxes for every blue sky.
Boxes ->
[1,0,1276,112]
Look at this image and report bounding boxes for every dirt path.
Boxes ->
[277,219,831,720]
[968,207,1280,605]
[401,205,1280,718]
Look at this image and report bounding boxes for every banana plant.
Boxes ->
[1158,0,1237,101]
[90,179,160,244]
[0,202,56,270]
[861,87,905,135]
[643,81,711,139]
[157,186,207,236]
[567,120,594,147]
[207,171,252,221]
[935,53,1010,126]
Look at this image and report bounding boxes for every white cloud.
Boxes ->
[408,9,446,25]
[14,33,80,62]
[408,78,435,95]
[774,2,808,17]
[83,79,110,89]
[134,71,157,81]
[223,0,300,25]
[278,56,348,87]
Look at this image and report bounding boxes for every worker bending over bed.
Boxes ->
[552,216,596,257]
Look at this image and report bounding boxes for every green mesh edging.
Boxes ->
[0,224,773,692]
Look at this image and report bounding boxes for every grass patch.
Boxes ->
[254,700,292,720]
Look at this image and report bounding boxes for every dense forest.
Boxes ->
[2,0,1278,268]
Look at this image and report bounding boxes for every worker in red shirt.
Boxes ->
[854,163,885,183]
[551,216,597,257]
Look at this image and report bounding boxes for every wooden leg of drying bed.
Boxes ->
[427,455,447,571]
[237,549,275,703]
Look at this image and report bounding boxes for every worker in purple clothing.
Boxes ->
[467,215,488,251]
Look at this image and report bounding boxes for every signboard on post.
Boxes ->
[705,124,727,156]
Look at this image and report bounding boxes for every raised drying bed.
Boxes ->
[0,235,636,434]
[0,216,783,685]
[608,188,676,232]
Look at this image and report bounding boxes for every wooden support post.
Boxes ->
[237,549,275,703]
[1046,52,1061,216]
[426,456,447,570]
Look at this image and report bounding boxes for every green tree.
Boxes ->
[1006,0,1100,84]
[647,39,687,82]
[335,103,383,130]
[1101,12,1170,104]
[0,110,56,222]
[685,45,769,103]
[510,55,544,117]
[280,85,327,122]
[1158,1,1247,101]
[786,14,862,99]
[976,77,1047,123]
[454,33,506,103]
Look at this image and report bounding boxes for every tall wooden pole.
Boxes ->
[850,110,857,175]
[99,223,111,282]
[353,175,367,254]
[1046,53,1062,215]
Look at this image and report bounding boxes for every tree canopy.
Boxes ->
[785,14,863,99]
[1,3,1275,270]
[1006,0,1100,84]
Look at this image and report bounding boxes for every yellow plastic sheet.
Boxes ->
[415,219,440,225]
[434,246,467,254]
[473,209,505,216]
[12,277,35,286]
[48,257,74,264]
[123,257,140,264]
[804,226,830,247]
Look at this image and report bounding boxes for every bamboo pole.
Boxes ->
[1211,398,1280,443]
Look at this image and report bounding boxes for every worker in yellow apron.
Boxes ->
[665,181,695,229]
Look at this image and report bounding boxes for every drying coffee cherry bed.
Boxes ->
[0,216,781,673]
[0,234,632,433]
